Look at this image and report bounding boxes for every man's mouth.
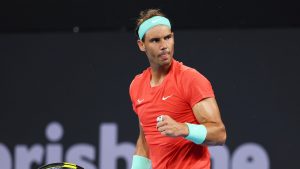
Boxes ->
[159,53,169,60]
[159,51,170,58]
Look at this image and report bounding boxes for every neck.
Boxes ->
[150,61,172,87]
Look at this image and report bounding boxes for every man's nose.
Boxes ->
[160,39,168,50]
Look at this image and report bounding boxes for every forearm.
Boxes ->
[189,97,227,146]
[132,125,151,169]
[202,122,226,145]
[180,121,226,146]
[156,114,226,145]
[134,135,149,157]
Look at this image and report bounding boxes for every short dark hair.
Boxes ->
[135,9,167,41]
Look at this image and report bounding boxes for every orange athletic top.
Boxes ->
[129,59,215,169]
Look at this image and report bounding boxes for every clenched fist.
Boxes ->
[156,115,189,137]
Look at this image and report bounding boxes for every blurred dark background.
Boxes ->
[1,1,300,169]
[0,0,299,33]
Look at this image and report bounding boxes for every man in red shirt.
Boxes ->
[129,9,227,169]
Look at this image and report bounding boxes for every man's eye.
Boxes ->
[165,36,171,40]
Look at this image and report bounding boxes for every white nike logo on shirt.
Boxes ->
[137,99,144,104]
[162,95,172,101]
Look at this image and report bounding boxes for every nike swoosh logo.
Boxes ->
[151,18,161,23]
[162,95,172,101]
[137,99,144,104]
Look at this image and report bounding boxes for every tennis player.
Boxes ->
[129,9,227,169]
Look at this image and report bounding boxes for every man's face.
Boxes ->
[138,25,174,68]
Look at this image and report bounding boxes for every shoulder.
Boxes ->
[129,68,149,95]
[173,60,209,82]
[183,68,209,82]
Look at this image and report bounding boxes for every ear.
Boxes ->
[137,39,146,52]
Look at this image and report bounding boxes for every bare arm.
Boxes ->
[191,97,226,145]
[134,123,150,157]
[157,97,226,145]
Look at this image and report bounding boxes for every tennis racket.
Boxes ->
[38,162,84,169]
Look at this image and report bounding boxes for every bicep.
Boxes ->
[192,97,222,124]
[192,97,227,145]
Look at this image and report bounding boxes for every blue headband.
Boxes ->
[138,16,171,40]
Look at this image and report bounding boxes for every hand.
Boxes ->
[156,115,189,137]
